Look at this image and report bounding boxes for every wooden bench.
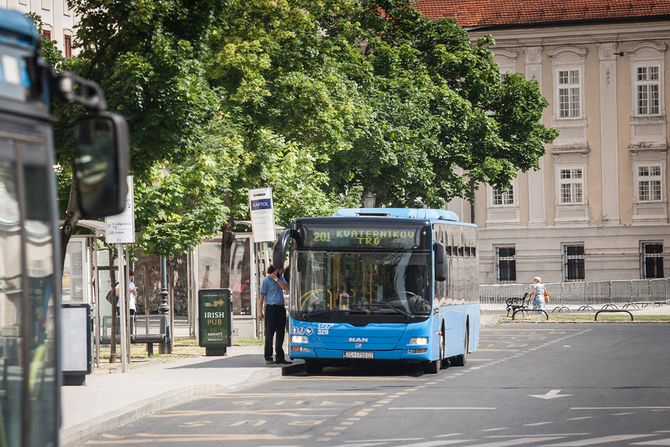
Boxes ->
[506,293,528,317]
[508,292,549,320]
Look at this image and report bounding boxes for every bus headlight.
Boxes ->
[291,335,308,344]
[408,337,429,345]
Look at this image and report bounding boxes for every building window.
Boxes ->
[559,168,584,204]
[563,244,585,282]
[557,69,581,118]
[64,34,72,58]
[491,186,515,207]
[637,164,663,202]
[635,65,661,116]
[495,246,516,283]
[641,242,664,279]
[42,30,52,41]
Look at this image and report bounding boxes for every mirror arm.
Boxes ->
[52,70,108,112]
[273,229,302,270]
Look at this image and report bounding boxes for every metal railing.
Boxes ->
[480,279,670,312]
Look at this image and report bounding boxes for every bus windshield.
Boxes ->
[292,249,432,322]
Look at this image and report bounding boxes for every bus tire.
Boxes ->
[424,359,439,374]
[452,329,468,367]
[305,360,323,375]
[439,329,449,369]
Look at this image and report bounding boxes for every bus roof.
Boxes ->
[333,208,468,224]
[0,9,39,49]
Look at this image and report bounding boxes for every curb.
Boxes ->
[60,368,281,446]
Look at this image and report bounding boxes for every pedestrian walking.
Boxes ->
[529,276,546,311]
[258,265,292,365]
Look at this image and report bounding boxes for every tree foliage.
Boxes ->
[49,0,556,259]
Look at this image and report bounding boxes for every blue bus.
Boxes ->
[0,9,128,446]
[272,208,480,374]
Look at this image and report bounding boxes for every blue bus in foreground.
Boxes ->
[273,208,480,374]
[0,9,129,446]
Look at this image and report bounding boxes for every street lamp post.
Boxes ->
[158,255,171,354]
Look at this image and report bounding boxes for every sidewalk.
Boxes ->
[60,343,284,446]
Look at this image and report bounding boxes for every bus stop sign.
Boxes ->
[198,289,232,356]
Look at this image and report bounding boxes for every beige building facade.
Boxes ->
[2,0,76,57]
[448,19,670,284]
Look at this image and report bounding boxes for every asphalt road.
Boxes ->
[86,323,670,446]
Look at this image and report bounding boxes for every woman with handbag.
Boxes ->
[529,276,546,311]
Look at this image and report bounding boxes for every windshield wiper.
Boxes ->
[366,301,414,319]
[303,309,345,321]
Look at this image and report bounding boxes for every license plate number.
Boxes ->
[343,351,374,359]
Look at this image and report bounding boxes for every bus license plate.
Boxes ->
[344,351,373,359]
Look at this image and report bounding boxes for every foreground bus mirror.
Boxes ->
[434,242,447,282]
[273,229,302,270]
[73,112,129,218]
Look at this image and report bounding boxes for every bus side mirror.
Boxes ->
[73,112,129,218]
[272,229,302,270]
[434,242,447,282]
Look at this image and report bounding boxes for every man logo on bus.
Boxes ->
[349,337,368,343]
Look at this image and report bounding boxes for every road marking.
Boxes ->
[215,392,385,397]
[486,434,589,438]
[154,409,335,417]
[335,443,388,447]
[230,420,266,427]
[86,433,311,444]
[481,428,508,432]
[461,437,562,446]
[523,422,553,426]
[530,389,572,400]
[389,407,496,411]
[394,440,472,447]
[571,407,670,410]
[343,438,424,444]
[566,417,592,421]
[631,439,670,446]
[547,434,655,446]
[612,412,636,416]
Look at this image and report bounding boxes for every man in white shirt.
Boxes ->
[116,271,138,331]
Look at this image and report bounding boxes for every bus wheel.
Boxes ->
[452,330,468,367]
[439,330,448,369]
[423,359,439,374]
[305,360,323,375]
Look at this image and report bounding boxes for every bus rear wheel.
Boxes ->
[452,330,468,367]
[305,360,323,375]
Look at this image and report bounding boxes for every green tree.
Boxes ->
[322,0,557,207]
[56,0,221,262]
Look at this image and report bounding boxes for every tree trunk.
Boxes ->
[219,221,235,289]
[60,180,81,269]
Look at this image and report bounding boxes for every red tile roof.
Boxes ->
[412,0,670,27]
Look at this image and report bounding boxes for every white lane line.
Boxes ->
[612,412,636,416]
[334,443,388,447]
[461,437,563,447]
[523,422,553,426]
[486,434,589,438]
[343,438,424,443]
[546,434,655,446]
[481,428,508,432]
[566,417,592,421]
[395,441,472,447]
[571,407,670,410]
[389,407,496,411]
[632,439,670,446]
